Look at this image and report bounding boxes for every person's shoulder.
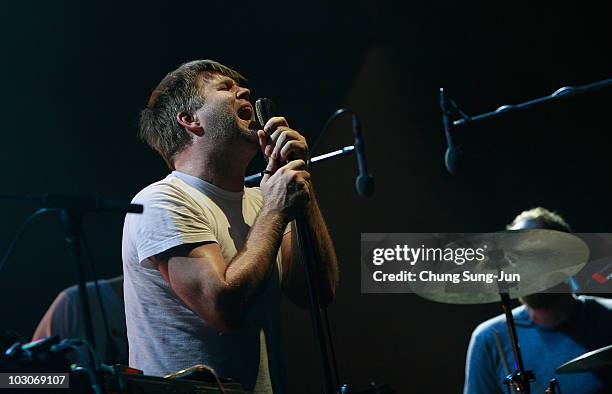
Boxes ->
[472,313,506,341]
[471,305,528,340]
[245,186,263,202]
[131,174,193,204]
[245,186,262,196]
[60,284,80,301]
[46,285,79,314]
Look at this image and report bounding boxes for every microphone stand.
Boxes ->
[492,259,534,394]
[295,214,336,394]
[451,77,612,128]
[60,210,97,350]
[245,146,355,186]
[0,193,142,390]
[440,77,612,174]
[246,146,357,394]
[500,292,534,393]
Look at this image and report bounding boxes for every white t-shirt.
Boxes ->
[122,171,288,393]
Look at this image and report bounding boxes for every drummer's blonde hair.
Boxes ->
[506,207,571,232]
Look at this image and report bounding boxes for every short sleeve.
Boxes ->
[129,184,217,267]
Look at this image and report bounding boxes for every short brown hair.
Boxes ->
[139,60,246,168]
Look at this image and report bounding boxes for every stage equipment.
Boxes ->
[108,369,246,393]
[439,77,612,174]
[556,344,612,374]
[247,102,374,197]
[0,193,143,393]
[413,229,592,393]
[411,229,589,304]
[249,99,374,393]
[0,193,141,349]
[1,339,247,393]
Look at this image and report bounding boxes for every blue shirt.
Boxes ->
[464,296,612,393]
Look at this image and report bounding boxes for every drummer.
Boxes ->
[463,207,612,394]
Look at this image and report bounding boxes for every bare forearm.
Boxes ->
[302,192,339,304]
[219,207,288,323]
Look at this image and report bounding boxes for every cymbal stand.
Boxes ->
[500,292,534,393]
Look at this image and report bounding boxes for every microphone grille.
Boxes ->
[255,98,276,128]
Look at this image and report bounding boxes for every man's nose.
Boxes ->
[236,86,250,101]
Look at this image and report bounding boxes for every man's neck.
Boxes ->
[174,145,255,192]
[527,294,578,328]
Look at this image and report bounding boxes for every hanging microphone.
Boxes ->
[351,114,375,197]
[440,88,459,175]
[255,99,374,196]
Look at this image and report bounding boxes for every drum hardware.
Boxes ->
[556,344,612,374]
[439,77,612,175]
[412,229,593,393]
[410,230,590,305]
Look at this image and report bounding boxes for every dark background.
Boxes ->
[0,1,610,392]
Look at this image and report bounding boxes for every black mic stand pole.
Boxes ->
[439,88,455,174]
[0,193,142,388]
[58,209,97,352]
[246,147,357,394]
[500,292,533,393]
[295,214,336,394]
[439,77,612,175]
[493,266,533,394]
[451,77,612,129]
[245,146,355,186]
[53,197,142,366]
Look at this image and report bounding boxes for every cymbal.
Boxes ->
[556,344,612,374]
[410,230,589,304]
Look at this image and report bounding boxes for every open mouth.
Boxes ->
[237,105,254,121]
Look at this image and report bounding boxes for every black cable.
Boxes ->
[0,208,57,272]
[309,108,360,389]
[323,306,340,386]
[76,339,103,394]
[448,97,470,121]
[54,339,102,394]
[80,233,120,365]
[309,108,355,157]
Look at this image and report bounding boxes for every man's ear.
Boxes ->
[177,111,204,136]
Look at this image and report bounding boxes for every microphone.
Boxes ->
[440,88,460,175]
[351,114,375,197]
[255,99,374,196]
[255,98,276,130]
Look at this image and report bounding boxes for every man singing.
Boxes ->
[122,60,338,393]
